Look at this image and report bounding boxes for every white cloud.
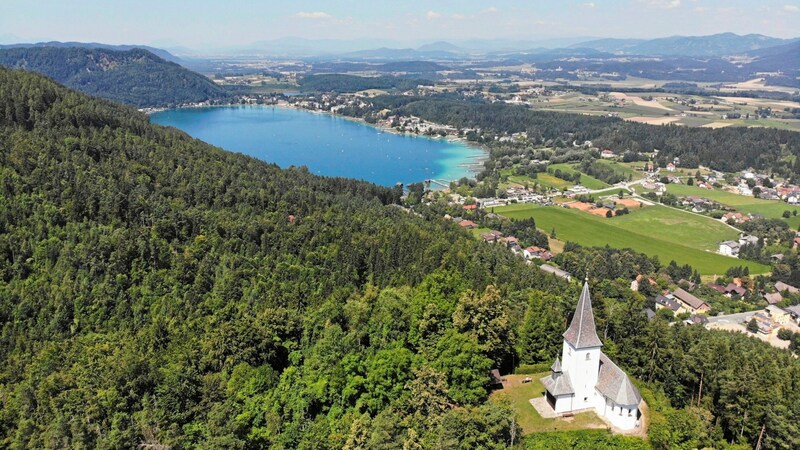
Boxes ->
[294,11,333,20]
[643,0,681,8]
[426,10,441,20]
[451,13,467,20]
[582,2,596,8]
[784,4,800,12]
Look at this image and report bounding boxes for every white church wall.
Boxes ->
[560,341,601,411]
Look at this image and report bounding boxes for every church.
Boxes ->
[540,281,643,430]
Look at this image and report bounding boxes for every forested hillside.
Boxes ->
[2,68,800,450]
[0,47,227,107]
[0,68,557,448]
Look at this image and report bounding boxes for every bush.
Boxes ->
[777,329,794,341]
[515,363,553,374]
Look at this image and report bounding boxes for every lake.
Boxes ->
[150,106,485,187]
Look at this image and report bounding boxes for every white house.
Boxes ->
[540,282,642,430]
[719,240,740,257]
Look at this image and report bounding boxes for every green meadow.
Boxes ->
[495,203,770,275]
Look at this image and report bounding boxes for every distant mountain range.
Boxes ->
[163,33,799,60]
[572,33,798,57]
[0,46,226,107]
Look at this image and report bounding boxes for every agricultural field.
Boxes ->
[665,184,800,228]
[494,202,770,275]
[529,88,800,131]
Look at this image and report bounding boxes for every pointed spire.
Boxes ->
[562,281,603,349]
[551,357,562,374]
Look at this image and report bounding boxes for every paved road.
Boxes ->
[706,311,754,325]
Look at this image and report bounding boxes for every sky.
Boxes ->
[2,0,799,50]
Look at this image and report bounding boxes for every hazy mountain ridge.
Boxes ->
[0,46,227,107]
[0,41,180,62]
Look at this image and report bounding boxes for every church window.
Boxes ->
[585,353,590,360]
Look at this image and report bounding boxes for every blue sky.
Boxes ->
[2,0,798,48]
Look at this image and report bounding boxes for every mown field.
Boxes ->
[495,203,770,275]
[665,184,800,228]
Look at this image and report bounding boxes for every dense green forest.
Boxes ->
[343,95,800,175]
[298,74,432,93]
[0,47,228,108]
[1,68,800,449]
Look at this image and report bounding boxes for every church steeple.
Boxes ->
[562,281,603,349]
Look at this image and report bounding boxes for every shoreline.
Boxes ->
[150,103,490,182]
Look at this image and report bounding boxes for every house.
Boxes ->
[666,162,676,172]
[724,283,747,297]
[600,149,615,159]
[462,204,477,211]
[765,305,792,325]
[764,292,783,305]
[784,305,800,323]
[539,264,571,281]
[540,282,642,430]
[707,283,727,294]
[480,230,503,243]
[739,235,759,247]
[672,288,710,314]
[500,236,519,247]
[458,220,478,229]
[719,241,740,257]
[524,246,553,261]
[750,312,773,334]
[775,281,800,295]
[722,212,750,224]
[654,295,681,313]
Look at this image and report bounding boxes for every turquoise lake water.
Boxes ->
[150,106,485,186]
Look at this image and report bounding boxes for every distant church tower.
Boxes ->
[541,281,643,430]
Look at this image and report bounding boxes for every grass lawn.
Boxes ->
[548,164,610,190]
[666,184,800,228]
[490,374,607,435]
[470,227,492,238]
[494,203,770,275]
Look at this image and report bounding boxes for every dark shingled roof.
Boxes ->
[540,370,574,397]
[563,282,603,349]
[596,353,642,407]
